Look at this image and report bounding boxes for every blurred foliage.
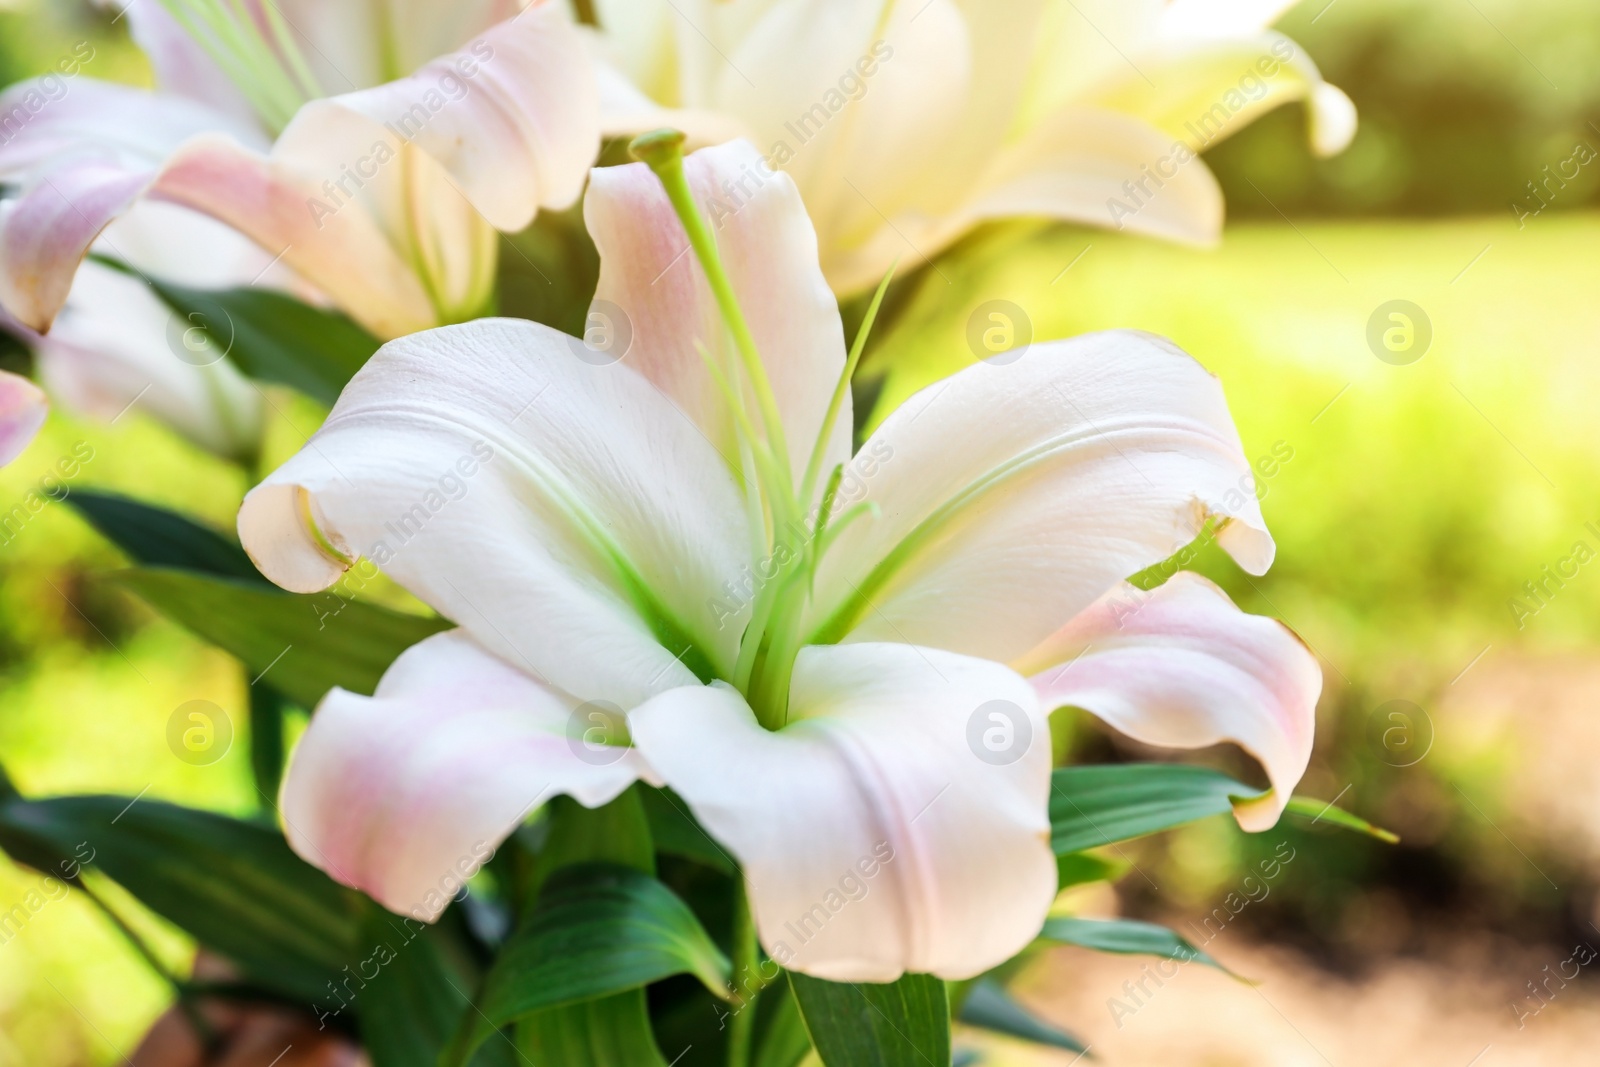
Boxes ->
[1216,0,1600,219]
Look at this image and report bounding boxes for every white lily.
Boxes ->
[238,138,1320,981]
[590,0,1357,293]
[0,0,598,340]
[21,201,269,462]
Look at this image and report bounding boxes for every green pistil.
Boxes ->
[630,132,896,731]
[156,0,323,134]
[631,131,796,502]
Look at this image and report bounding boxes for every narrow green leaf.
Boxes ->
[514,990,670,1067]
[248,684,292,806]
[1056,851,1124,890]
[956,979,1087,1055]
[504,790,672,1067]
[1038,917,1238,977]
[356,906,515,1067]
[150,282,379,406]
[112,566,448,711]
[753,981,813,1067]
[1050,764,1264,855]
[443,864,730,1066]
[67,490,263,582]
[1283,795,1400,843]
[0,790,362,1001]
[788,972,950,1067]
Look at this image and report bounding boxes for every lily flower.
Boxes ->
[238,138,1320,981]
[0,0,599,341]
[589,0,1357,293]
[18,201,269,462]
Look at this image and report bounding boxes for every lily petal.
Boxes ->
[1022,572,1321,830]
[100,0,258,124]
[282,3,600,233]
[281,631,645,920]
[809,329,1274,666]
[1088,31,1358,157]
[0,370,47,467]
[585,139,849,486]
[38,257,264,461]
[238,317,751,707]
[0,78,432,338]
[628,642,1057,982]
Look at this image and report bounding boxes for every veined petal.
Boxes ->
[628,643,1056,982]
[281,631,645,920]
[238,317,751,708]
[808,330,1273,666]
[1023,573,1321,830]
[585,139,849,486]
[0,370,46,467]
[1087,31,1357,157]
[281,3,600,234]
[270,0,525,92]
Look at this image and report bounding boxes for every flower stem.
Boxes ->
[726,880,761,1067]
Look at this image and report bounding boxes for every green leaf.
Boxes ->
[1056,850,1124,890]
[443,863,731,1066]
[506,790,673,1067]
[248,683,292,801]
[149,281,379,407]
[753,981,813,1067]
[67,490,263,582]
[1283,795,1400,843]
[112,566,449,711]
[788,972,950,1067]
[956,979,1087,1055]
[1050,763,1264,855]
[514,990,670,1067]
[1038,917,1237,977]
[640,786,734,874]
[356,906,515,1067]
[0,789,362,1001]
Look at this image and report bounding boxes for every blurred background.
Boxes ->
[3,0,1599,1062]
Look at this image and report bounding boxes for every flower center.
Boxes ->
[631,131,893,731]
[156,0,326,133]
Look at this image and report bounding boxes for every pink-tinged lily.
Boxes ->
[0,368,47,467]
[0,0,598,340]
[18,201,269,462]
[238,138,1320,981]
[589,0,1357,293]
